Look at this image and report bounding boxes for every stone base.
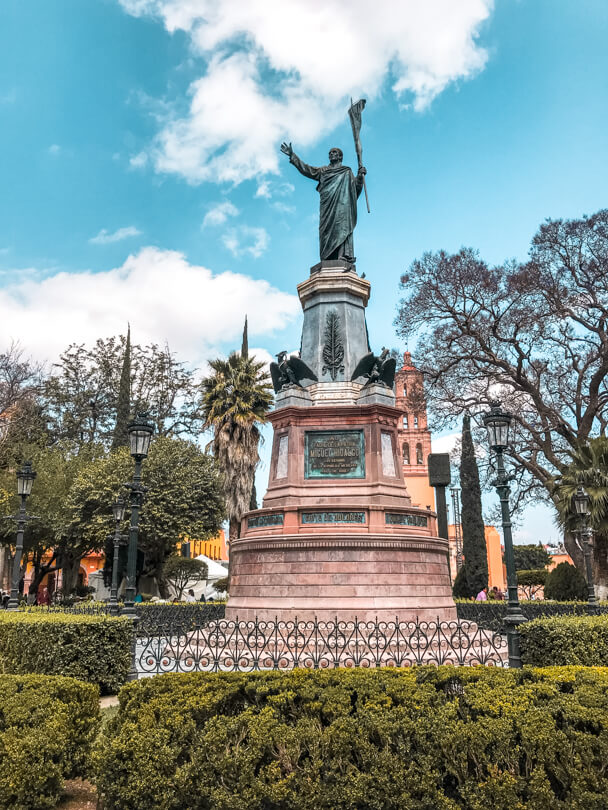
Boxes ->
[225,532,455,623]
[275,386,312,408]
[357,383,395,406]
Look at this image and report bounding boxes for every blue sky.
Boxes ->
[1,0,607,541]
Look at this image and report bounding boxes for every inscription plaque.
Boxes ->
[248,513,284,528]
[304,430,365,479]
[301,511,366,524]
[385,512,428,527]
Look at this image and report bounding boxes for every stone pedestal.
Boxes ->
[225,263,456,623]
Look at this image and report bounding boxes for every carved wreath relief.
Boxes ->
[322,309,345,381]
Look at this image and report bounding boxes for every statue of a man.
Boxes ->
[280,143,367,263]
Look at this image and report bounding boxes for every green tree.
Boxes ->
[552,437,608,597]
[516,569,547,599]
[544,561,588,601]
[458,413,488,598]
[201,328,273,541]
[513,543,551,571]
[162,556,208,600]
[111,325,131,451]
[68,437,225,595]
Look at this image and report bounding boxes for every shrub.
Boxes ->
[214,575,229,594]
[0,612,133,694]
[0,674,100,810]
[520,613,608,665]
[544,560,588,600]
[95,666,608,810]
[163,555,208,600]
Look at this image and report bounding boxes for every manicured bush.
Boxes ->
[0,612,132,693]
[95,666,608,810]
[520,613,608,666]
[0,674,100,810]
[544,560,588,600]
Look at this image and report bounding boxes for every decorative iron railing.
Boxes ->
[135,617,507,675]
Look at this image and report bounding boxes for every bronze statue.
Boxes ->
[280,143,367,263]
[351,348,396,389]
[270,351,318,393]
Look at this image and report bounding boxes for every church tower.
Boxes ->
[395,352,435,511]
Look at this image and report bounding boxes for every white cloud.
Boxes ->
[255,180,294,200]
[202,201,239,227]
[89,226,143,245]
[0,247,299,364]
[48,144,61,156]
[431,432,459,455]
[130,151,148,169]
[119,0,493,184]
[222,226,269,258]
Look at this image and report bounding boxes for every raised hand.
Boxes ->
[280,141,293,157]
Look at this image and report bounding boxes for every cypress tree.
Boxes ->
[111,325,131,451]
[459,412,488,597]
[241,315,248,359]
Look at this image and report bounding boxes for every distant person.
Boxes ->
[475,587,488,602]
[184,589,196,603]
[199,593,207,603]
[492,586,504,601]
[38,586,51,606]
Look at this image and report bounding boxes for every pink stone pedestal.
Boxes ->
[226,403,456,623]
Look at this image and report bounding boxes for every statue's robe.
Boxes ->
[289,155,362,261]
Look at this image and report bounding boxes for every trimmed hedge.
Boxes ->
[95,666,608,810]
[520,613,608,666]
[0,612,133,693]
[0,674,100,810]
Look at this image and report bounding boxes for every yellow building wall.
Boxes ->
[404,474,436,511]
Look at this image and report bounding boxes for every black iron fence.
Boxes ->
[455,601,608,631]
[134,616,507,674]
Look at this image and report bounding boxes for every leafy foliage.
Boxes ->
[0,612,132,693]
[512,543,551,571]
[0,674,100,810]
[516,568,547,599]
[67,437,225,592]
[201,351,272,539]
[163,556,208,600]
[95,666,608,810]
[544,561,588,601]
[458,413,488,597]
[520,613,608,665]
[213,576,229,594]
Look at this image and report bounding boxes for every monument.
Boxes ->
[225,102,455,622]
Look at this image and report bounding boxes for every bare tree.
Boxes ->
[395,209,608,590]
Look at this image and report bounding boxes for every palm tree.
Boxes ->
[552,437,608,598]
[201,321,273,542]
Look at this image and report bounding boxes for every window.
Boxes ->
[402,415,408,429]
[416,443,423,465]
[402,442,410,465]
[403,384,407,397]
[413,415,419,429]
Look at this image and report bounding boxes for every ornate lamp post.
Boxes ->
[122,413,154,618]
[483,402,527,668]
[108,497,127,616]
[7,462,36,611]
[573,486,599,615]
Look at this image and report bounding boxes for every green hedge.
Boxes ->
[0,674,100,810]
[95,666,608,809]
[520,613,608,666]
[0,612,133,693]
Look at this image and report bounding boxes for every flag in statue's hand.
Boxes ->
[348,98,370,213]
[348,98,366,167]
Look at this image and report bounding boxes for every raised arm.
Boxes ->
[280,142,321,181]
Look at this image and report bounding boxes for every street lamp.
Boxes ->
[122,413,154,618]
[483,401,527,668]
[7,462,36,611]
[572,485,599,615]
[108,497,127,616]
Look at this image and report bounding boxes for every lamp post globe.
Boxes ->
[483,401,526,667]
[7,462,36,611]
[483,401,512,451]
[127,413,154,460]
[573,485,590,517]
